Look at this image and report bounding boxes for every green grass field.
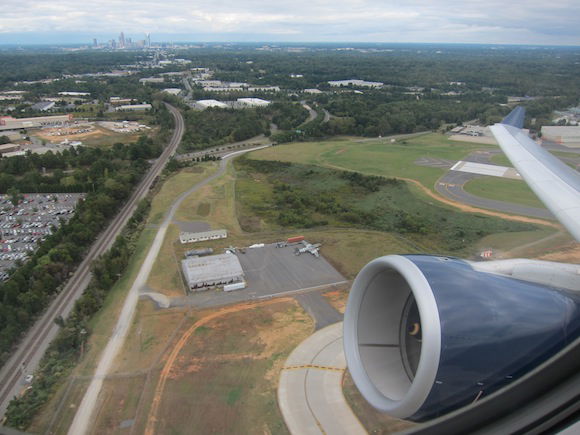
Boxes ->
[251,133,492,189]
[235,157,538,256]
[463,177,546,209]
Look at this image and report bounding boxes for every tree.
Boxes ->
[7,187,23,206]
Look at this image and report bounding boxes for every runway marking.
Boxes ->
[283,364,344,372]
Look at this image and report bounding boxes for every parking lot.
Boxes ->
[0,193,84,280]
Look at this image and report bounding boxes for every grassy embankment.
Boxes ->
[28,163,218,433]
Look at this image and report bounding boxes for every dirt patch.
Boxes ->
[335,148,347,155]
[537,242,580,263]
[323,289,348,314]
[144,298,312,435]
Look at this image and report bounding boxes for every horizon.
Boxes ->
[1,1,579,46]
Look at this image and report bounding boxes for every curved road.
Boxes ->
[0,103,184,420]
[278,322,366,435]
[435,150,554,220]
[68,144,270,434]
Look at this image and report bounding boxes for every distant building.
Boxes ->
[303,89,323,94]
[180,229,227,244]
[541,126,580,148]
[58,92,90,97]
[194,99,229,110]
[31,101,56,111]
[139,77,165,85]
[0,114,72,131]
[0,143,20,155]
[235,98,271,108]
[181,253,245,291]
[328,79,383,88]
[115,104,152,112]
[109,97,133,105]
[162,88,182,96]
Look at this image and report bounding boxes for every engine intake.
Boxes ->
[343,255,580,421]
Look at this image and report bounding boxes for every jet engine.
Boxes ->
[343,255,580,421]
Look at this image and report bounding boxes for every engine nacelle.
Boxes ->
[343,255,580,421]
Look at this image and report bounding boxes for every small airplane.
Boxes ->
[294,241,321,257]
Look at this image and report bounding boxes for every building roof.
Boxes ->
[196,99,228,109]
[236,98,271,106]
[182,253,244,285]
[541,126,580,138]
[31,101,55,111]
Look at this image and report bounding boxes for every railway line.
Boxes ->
[0,103,185,419]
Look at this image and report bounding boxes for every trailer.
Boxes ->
[224,281,246,292]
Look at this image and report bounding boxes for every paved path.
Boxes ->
[278,322,366,435]
[295,292,343,330]
[435,150,554,220]
[67,144,270,435]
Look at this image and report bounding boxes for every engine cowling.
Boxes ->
[343,255,580,421]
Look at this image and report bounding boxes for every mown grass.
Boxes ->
[463,177,545,209]
[251,133,492,189]
[148,163,218,225]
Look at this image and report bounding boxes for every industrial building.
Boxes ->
[179,229,227,244]
[0,114,73,131]
[58,92,90,97]
[115,104,152,112]
[31,101,56,111]
[181,253,245,291]
[328,79,384,88]
[541,126,580,148]
[194,99,229,110]
[0,143,20,155]
[235,98,271,108]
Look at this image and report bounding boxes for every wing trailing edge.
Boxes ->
[490,107,580,241]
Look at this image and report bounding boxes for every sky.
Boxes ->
[0,0,579,45]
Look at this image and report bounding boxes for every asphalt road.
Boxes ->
[278,322,366,435]
[295,292,343,330]
[435,150,554,220]
[0,103,184,421]
[67,144,271,435]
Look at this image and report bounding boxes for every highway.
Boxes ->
[0,103,185,420]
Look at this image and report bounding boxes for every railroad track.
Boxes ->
[0,103,184,417]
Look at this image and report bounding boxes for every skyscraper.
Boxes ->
[119,32,125,48]
[146,33,151,48]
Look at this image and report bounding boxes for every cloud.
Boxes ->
[0,0,579,44]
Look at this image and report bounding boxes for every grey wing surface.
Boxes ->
[489,107,580,241]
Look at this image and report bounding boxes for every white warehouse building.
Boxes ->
[181,253,245,291]
[179,229,227,244]
[194,99,229,110]
[235,98,271,108]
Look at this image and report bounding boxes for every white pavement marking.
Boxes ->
[278,322,367,435]
[68,145,270,435]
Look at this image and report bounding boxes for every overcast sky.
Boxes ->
[1,0,579,45]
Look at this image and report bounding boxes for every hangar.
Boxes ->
[181,253,245,291]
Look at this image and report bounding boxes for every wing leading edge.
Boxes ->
[489,107,580,241]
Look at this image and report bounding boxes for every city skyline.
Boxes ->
[0,0,579,46]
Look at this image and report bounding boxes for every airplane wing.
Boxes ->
[489,107,580,241]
